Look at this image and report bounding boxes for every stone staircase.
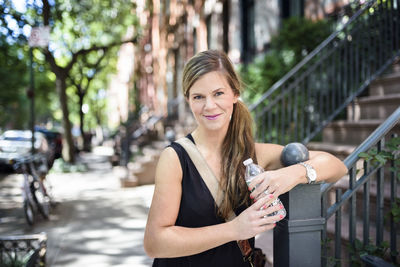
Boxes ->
[308,59,400,155]
[309,63,400,155]
[116,110,197,188]
[308,61,400,245]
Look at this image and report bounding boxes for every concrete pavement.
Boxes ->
[0,150,274,266]
[0,152,154,266]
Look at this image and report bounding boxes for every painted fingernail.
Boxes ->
[273,224,276,227]
[279,205,284,209]
[248,186,252,191]
[262,204,267,209]
[280,215,284,219]
[269,194,274,199]
[250,195,254,199]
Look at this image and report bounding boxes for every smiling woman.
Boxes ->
[143,50,347,267]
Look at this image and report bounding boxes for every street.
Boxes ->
[0,152,154,267]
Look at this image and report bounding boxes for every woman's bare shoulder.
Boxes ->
[155,146,183,184]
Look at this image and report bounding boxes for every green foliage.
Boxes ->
[0,0,140,134]
[0,249,37,267]
[357,137,400,264]
[67,46,119,131]
[323,137,400,266]
[50,0,138,66]
[271,17,333,64]
[358,137,400,179]
[240,17,333,104]
[348,239,391,266]
[50,158,88,173]
[0,34,56,130]
[359,137,400,224]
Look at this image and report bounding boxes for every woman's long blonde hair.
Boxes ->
[182,50,256,219]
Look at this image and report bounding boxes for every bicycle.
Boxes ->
[13,154,52,225]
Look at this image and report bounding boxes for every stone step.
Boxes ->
[322,120,400,145]
[115,140,165,188]
[369,69,400,96]
[307,142,356,160]
[347,94,400,121]
[130,154,159,186]
[128,141,165,186]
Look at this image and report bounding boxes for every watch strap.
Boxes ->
[299,162,316,184]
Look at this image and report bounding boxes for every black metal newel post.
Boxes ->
[273,184,325,267]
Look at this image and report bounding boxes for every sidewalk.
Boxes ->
[0,152,154,266]
[0,151,274,266]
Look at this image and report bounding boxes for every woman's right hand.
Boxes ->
[229,194,284,241]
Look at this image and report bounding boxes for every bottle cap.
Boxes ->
[243,158,253,166]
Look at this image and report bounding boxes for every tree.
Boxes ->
[1,0,139,162]
[0,17,55,130]
[68,48,112,151]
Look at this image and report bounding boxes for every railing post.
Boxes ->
[274,184,325,267]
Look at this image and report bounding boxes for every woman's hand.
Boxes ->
[248,168,301,201]
[229,194,284,241]
[249,150,348,201]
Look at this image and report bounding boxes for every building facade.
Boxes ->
[110,0,351,129]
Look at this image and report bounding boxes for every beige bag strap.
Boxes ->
[175,137,253,261]
[175,137,224,207]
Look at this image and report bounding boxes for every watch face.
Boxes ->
[309,169,317,181]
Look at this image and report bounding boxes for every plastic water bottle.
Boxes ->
[243,158,286,217]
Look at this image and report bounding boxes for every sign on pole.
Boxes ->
[28,26,50,48]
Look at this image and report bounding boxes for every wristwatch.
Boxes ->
[299,162,317,184]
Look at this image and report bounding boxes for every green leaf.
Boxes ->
[358,152,370,159]
[389,167,398,172]
[365,244,376,253]
[355,239,363,250]
[375,155,387,165]
[381,241,389,248]
[359,251,368,257]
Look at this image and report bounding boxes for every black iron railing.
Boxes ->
[321,107,400,266]
[0,232,47,266]
[250,0,400,145]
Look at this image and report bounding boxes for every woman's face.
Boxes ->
[187,71,238,132]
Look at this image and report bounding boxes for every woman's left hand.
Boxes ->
[248,167,301,201]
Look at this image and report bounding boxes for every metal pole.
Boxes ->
[29,47,35,154]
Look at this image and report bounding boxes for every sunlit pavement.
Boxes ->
[0,152,154,267]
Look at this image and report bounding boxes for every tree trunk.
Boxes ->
[56,76,75,163]
[79,93,89,151]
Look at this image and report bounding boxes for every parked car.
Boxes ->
[35,127,63,160]
[0,130,53,171]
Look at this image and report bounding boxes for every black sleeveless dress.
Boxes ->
[152,134,254,267]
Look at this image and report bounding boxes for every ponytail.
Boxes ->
[219,100,256,219]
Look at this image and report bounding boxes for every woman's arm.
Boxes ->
[143,147,280,258]
[250,143,348,199]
